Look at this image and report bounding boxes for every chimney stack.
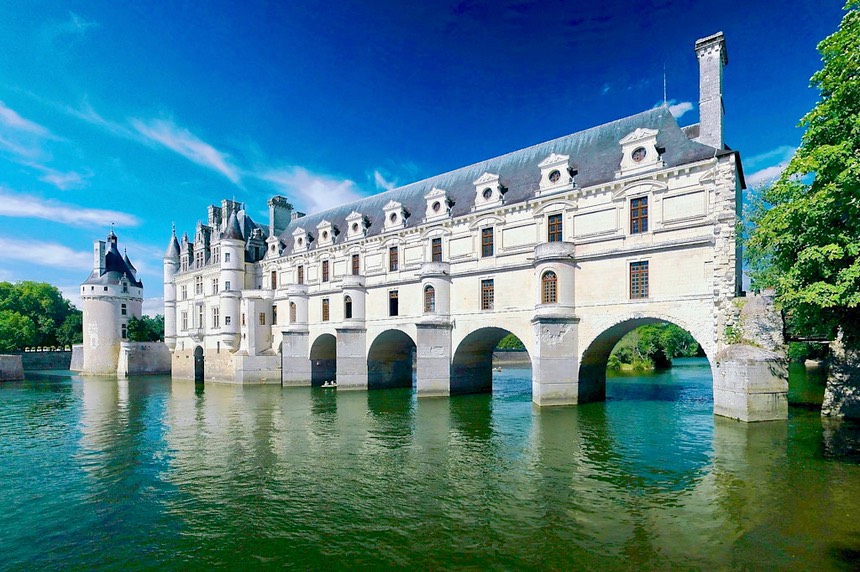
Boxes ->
[694,32,727,150]
[94,240,106,275]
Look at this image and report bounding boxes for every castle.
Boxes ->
[162,33,786,421]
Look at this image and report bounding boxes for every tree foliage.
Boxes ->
[0,281,81,350]
[496,333,526,351]
[127,315,164,342]
[745,2,860,343]
[609,323,699,370]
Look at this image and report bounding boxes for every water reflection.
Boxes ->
[2,360,860,569]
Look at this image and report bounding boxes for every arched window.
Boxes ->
[344,295,353,319]
[541,271,557,304]
[289,301,297,323]
[424,285,436,313]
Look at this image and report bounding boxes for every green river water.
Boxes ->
[1,358,859,570]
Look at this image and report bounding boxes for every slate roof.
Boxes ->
[83,236,143,288]
[275,106,729,256]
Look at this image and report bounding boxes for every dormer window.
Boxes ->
[617,128,663,178]
[383,200,408,232]
[316,220,335,247]
[346,211,368,240]
[537,153,575,197]
[473,172,505,210]
[292,227,309,252]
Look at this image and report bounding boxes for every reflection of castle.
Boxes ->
[71,230,170,376]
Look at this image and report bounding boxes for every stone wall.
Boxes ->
[16,350,72,371]
[822,333,860,419]
[0,355,24,381]
[117,342,171,377]
[70,345,83,371]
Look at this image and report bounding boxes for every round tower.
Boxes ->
[80,230,144,375]
[219,208,244,351]
[163,225,180,350]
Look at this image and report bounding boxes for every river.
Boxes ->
[1,358,859,570]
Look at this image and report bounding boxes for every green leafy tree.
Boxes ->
[127,315,164,342]
[496,333,525,351]
[0,310,38,352]
[610,323,699,369]
[57,312,84,347]
[0,281,80,349]
[746,2,860,344]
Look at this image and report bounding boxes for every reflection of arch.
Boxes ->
[578,316,711,403]
[367,329,416,390]
[193,345,204,383]
[310,333,336,386]
[452,327,531,395]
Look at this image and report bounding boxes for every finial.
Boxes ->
[662,63,667,107]
[172,222,176,236]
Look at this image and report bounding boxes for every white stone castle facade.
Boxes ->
[164,33,785,421]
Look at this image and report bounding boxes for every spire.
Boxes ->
[224,208,243,240]
[123,248,138,277]
[165,225,181,260]
[107,223,118,244]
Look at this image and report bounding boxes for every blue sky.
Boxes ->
[0,1,847,314]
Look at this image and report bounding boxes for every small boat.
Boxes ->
[321,380,338,388]
[493,367,502,372]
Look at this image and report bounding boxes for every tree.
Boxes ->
[127,315,164,342]
[496,333,525,351]
[0,310,37,352]
[610,323,699,369]
[0,281,81,349]
[746,2,860,344]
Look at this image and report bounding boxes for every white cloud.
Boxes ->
[131,118,241,183]
[0,187,139,227]
[373,169,397,191]
[667,101,693,118]
[0,101,53,137]
[142,297,164,317]
[0,236,91,270]
[38,169,90,190]
[745,145,796,188]
[258,167,365,213]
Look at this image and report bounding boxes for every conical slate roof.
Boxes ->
[165,227,180,259]
[224,209,243,240]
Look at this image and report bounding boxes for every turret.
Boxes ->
[219,208,244,350]
[163,225,180,349]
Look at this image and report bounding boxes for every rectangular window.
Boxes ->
[213,247,220,264]
[224,252,231,262]
[181,258,188,272]
[290,303,296,323]
[389,246,399,271]
[121,324,127,339]
[322,298,330,321]
[225,315,231,326]
[273,306,278,325]
[212,307,220,329]
[481,279,494,310]
[259,312,266,326]
[195,250,204,268]
[197,305,204,328]
[121,304,127,316]
[271,270,277,289]
[297,265,304,285]
[389,290,399,316]
[630,261,649,299]
[547,213,563,243]
[481,228,494,257]
[630,197,648,234]
[352,254,360,276]
[322,260,329,282]
[181,285,187,300]
[224,280,231,291]
[195,276,203,295]
[181,312,188,331]
[431,237,442,262]
[212,279,218,294]
[242,313,246,326]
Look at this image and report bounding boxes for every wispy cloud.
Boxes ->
[41,11,98,49]
[0,236,91,270]
[0,101,53,138]
[258,167,366,213]
[372,169,397,191]
[131,118,241,183]
[0,187,139,227]
[746,145,796,187]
